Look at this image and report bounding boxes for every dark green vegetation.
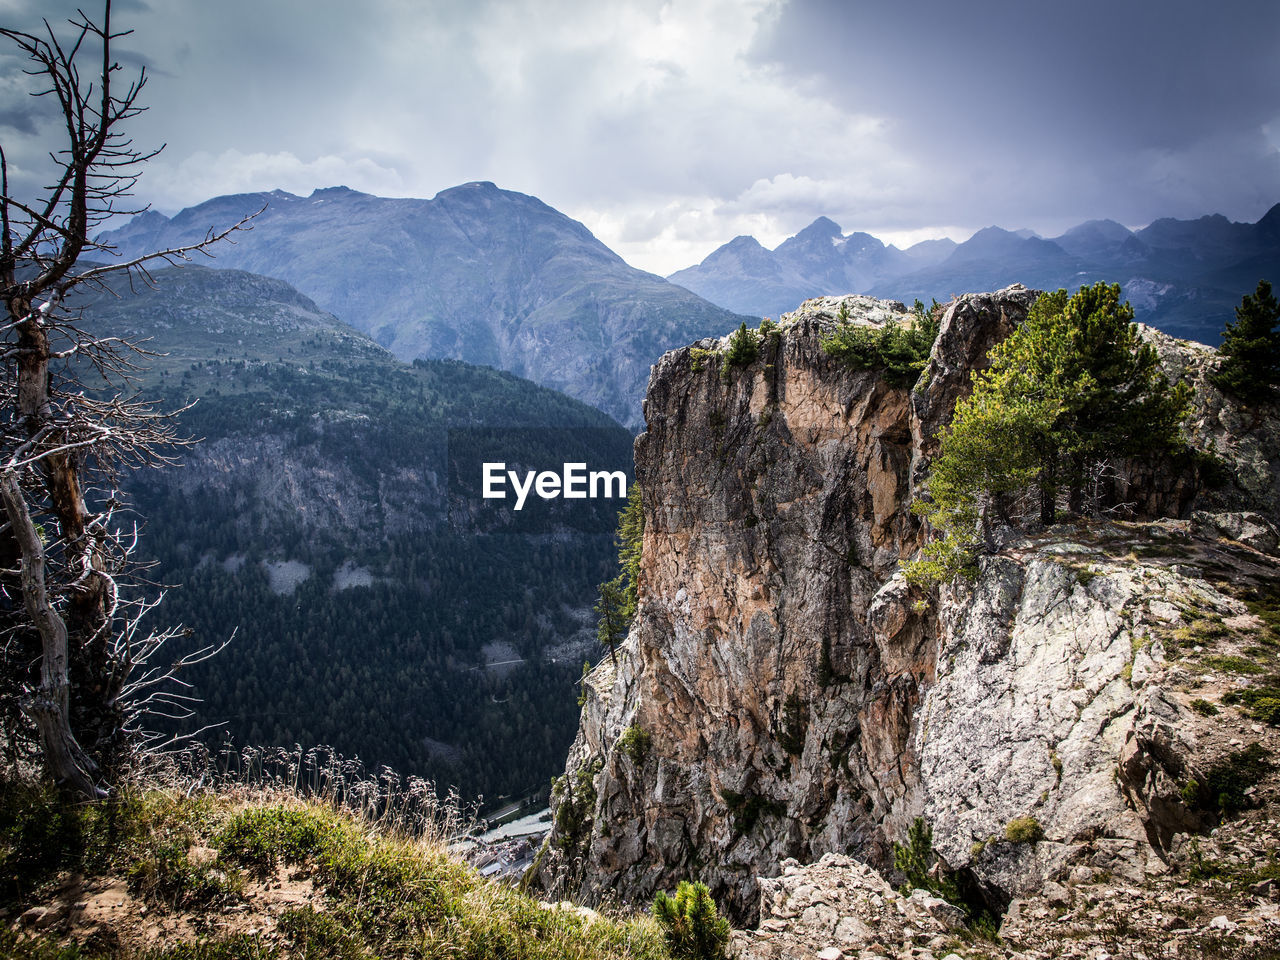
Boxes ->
[617,726,651,765]
[550,761,601,855]
[0,781,673,959]
[671,207,1280,345]
[650,882,730,960]
[1212,279,1279,403]
[893,818,960,903]
[717,789,783,837]
[595,485,645,665]
[71,266,635,807]
[822,298,940,386]
[909,283,1190,584]
[1183,744,1275,817]
[893,818,999,939]
[98,183,756,428]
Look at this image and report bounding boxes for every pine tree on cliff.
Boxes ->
[1213,279,1280,404]
[595,578,627,667]
[910,283,1189,584]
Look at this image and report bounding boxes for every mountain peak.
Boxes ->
[308,185,361,198]
[792,216,843,241]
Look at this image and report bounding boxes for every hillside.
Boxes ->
[71,265,636,806]
[96,183,756,427]
[669,206,1280,343]
[0,778,674,959]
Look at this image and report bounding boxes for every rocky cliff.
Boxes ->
[535,286,1280,940]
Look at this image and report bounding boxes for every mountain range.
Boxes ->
[668,206,1280,343]
[98,182,754,427]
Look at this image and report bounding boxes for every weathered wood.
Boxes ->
[0,471,102,797]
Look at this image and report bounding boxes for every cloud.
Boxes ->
[1,0,1275,275]
[142,150,408,211]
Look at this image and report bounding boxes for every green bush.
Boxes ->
[127,841,243,909]
[1004,816,1044,843]
[1190,698,1220,717]
[822,315,935,387]
[551,761,601,853]
[651,881,730,960]
[892,817,960,903]
[1250,697,1280,725]
[215,807,340,875]
[618,725,652,765]
[723,323,761,372]
[718,789,783,835]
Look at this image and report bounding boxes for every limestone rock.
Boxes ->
[535,287,1280,931]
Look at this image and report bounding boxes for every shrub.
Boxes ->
[1186,743,1275,814]
[618,725,652,765]
[1203,655,1266,675]
[1250,697,1280,725]
[651,880,730,960]
[1004,816,1044,843]
[1190,698,1220,717]
[127,841,243,909]
[776,692,808,755]
[689,347,720,374]
[893,817,960,903]
[822,313,935,387]
[718,789,783,835]
[723,322,761,372]
[551,760,601,852]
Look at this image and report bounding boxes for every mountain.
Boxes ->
[534,289,1280,947]
[97,182,755,427]
[75,264,635,806]
[667,215,948,319]
[671,206,1280,343]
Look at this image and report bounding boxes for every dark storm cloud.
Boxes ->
[749,0,1280,228]
[0,105,38,135]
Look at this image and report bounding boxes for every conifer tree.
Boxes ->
[1212,279,1279,404]
[651,880,730,960]
[909,283,1189,584]
[595,578,627,667]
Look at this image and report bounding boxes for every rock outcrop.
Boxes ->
[536,286,1280,930]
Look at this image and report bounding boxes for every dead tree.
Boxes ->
[0,1,256,796]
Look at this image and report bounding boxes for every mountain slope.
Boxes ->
[98,183,754,426]
[75,265,635,805]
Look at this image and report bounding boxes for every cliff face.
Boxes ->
[537,286,1280,923]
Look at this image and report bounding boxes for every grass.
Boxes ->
[1186,840,1280,891]
[1004,816,1044,844]
[1202,655,1267,676]
[0,778,673,960]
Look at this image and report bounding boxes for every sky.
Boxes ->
[1,0,1278,275]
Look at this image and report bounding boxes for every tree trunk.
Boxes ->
[1068,453,1086,515]
[11,310,114,791]
[1039,454,1057,526]
[0,472,102,796]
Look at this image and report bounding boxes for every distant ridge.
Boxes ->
[670,204,1280,342]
